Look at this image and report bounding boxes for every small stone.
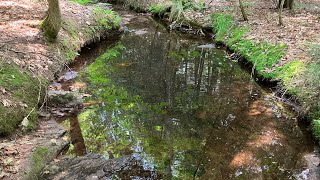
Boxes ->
[4,146,17,155]
[50,139,57,145]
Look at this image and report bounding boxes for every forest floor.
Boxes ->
[203,0,320,68]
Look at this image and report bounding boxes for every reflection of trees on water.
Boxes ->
[77,26,265,179]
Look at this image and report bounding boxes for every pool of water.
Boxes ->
[66,11,316,179]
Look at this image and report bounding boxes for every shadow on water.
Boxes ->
[64,11,317,179]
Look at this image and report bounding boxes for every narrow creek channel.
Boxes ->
[55,8,319,179]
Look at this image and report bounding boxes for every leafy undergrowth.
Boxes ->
[0,62,46,135]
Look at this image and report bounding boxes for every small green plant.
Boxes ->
[149,4,170,16]
[92,6,121,30]
[169,0,184,22]
[124,0,146,12]
[230,39,287,76]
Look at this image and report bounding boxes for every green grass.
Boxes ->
[312,119,320,144]
[124,0,147,12]
[212,13,287,77]
[271,60,305,95]
[227,26,249,46]
[212,13,234,42]
[0,62,44,135]
[306,43,320,142]
[149,4,170,16]
[92,6,121,30]
[71,0,93,5]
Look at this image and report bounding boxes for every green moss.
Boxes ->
[0,63,45,135]
[41,16,61,42]
[27,146,50,180]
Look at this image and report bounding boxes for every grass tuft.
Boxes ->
[71,0,93,5]
[212,13,234,42]
[149,4,170,16]
[27,146,50,180]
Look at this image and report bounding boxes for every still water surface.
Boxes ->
[69,12,316,179]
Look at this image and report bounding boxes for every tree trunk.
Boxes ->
[278,0,294,9]
[42,0,62,41]
[239,0,248,21]
[279,0,285,26]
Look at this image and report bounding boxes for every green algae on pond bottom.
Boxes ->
[70,15,316,179]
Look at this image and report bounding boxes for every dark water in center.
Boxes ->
[68,11,316,179]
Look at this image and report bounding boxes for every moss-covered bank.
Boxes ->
[0,0,121,136]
